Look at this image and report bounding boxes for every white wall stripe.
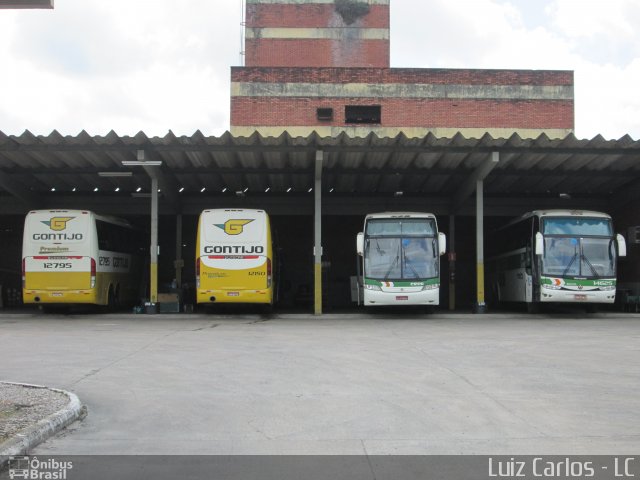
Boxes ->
[231,82,574,101]
[246,27,389,40]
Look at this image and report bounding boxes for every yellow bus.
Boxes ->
[22,210,143,309]
[196,209,275,306]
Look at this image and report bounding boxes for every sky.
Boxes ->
[0,0,639,140]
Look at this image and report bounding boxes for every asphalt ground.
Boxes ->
[0,310,639,455]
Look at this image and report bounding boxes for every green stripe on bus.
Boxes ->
[364,278,439,287]
[540,277,616,287]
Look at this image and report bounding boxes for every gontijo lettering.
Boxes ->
[33,233,83,241]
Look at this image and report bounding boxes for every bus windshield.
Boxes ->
[541,217,615,278]
[542,237,616,278]
[364,219,439,280]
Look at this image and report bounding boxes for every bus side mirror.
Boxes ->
[535,232,544,256]
[438,232,446,256]
[617,234,627,257]
[356,232,364,255]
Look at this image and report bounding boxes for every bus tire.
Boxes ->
[262,303,274,315]
[107,287,116,311]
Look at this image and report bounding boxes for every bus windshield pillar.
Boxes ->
[475,179,486,313]
[314,150,324,315]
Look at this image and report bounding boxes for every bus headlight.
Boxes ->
[599,285,615,291]
[421,284,438,291]
[542,284,562,290]
[365,284,381,291]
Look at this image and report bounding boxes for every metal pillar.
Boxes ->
[314,150,324,315]
[175,214,183,290]
[150,175,159,307]
[448,214,456,311]
[474,180,486,313]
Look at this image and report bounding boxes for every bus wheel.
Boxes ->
[107,287,117,312]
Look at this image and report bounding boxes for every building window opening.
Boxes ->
[316,108,334,121]
[345,105,381,124]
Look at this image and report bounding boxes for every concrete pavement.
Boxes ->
[0,311,638,454]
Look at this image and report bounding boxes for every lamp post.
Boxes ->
[122,153,162,313]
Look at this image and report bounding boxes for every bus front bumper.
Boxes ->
[540,289,616,303]
[363,288,440,306]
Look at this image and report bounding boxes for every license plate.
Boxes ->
[50,292,63,297]
[227,292,239,297]
[574,294,587,301]
[396,296,409,301]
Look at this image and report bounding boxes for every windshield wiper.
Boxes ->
[384,243,401,280]
[403,253,421,279]
[562,251,578,277]
[581,253,600,277]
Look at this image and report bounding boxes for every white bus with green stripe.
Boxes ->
[356,212,446,306]
[488,210,627,311]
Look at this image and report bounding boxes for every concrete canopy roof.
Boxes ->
[1,130,639,216]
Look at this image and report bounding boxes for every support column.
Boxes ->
[474,179,486,313]
[314,150,324,315]
[175,214,183,290]
[448,214,456,311]
[150,175,159,308]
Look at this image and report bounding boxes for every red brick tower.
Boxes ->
[244,0,390,68]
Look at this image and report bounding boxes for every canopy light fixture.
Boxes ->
[179,187,185,193]
[286,187,292,193]
[121,160,162,167]
[265,187,270,193]
[50,187,56,192]
[93,187,99,192]
[243,187,248,193]
[98,171,133,177]
[329,188,334,193]
[72,187,77,192]
[115,187,120,192]
[308,188,313,193]
[200,187,206,193]
[136,187,142,192]
[394,191,404,197]
[236,191,245,197]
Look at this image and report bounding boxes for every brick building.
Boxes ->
[231,0,574,139]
